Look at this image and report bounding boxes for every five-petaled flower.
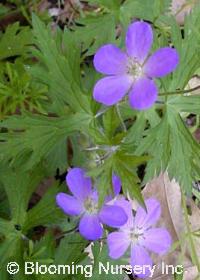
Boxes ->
[107,198,172,278]
[93,21,179,110]
[56,168,127,240]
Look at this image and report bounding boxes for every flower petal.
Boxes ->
[144,47,179,78]
[114,198,134,229]
[66,168,92,200]
[93,75,132,106]
[107,232,130,259]
[126,21,153,63]
[94,44,128,75]
[99,205,128,227]
[134,198,161,229]
[90,189,99,203]
[112,174,121,196]
[79,214,103,240]
[56,193,83,216]
[129,77,158,110]
[106,174,122,202]
[141,228,172,254]
[131,244,153,278]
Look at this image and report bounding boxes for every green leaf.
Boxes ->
[0,4,10,17]
[23,182,62,231]
[31,14,91,113]
[103,107,121,139]
[113,151,146,205]
[25,232,55,262]
[0,171,62,275]
[0,218,13,235]
[55,233,87,265]
[168,95,200,115]
[88,0,121,10]
[122,109,161,148]
[0,167,44,224]
[136,108,200,193]
[0,22,31,60]
[0,61,48,118]
[0,112,91,171]
[0,232,21,267]
[96,159,113,206]
[163,16,182,53]
[88,120,110,145]
[45,138,68,174]
[50,233,87,280]
[74,13,116,56]
[91,243,127,279]
[120,0,171,25]
[170,3,200,90]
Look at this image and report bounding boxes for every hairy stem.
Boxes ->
[55,225,78,240]
[160,85,200,96]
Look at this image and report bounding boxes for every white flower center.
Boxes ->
[129,227,144,244]
[126,58,143,80]
[84,197,99,214]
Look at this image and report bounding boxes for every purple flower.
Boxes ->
[56,168,127,241]
[93,21,179,110]
[105,173,121,202]
[107,198,172,278]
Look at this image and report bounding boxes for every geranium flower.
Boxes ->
[107,198,172,278]
[56,168,127,241]
[105,173,121,202]
[93,21,179,110]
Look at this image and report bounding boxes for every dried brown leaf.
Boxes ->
[171,0,197,25]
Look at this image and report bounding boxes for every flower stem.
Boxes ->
[160,85,200,96]
[55,225,78,240]
[116,103,127,132]
[182,190,200,275]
